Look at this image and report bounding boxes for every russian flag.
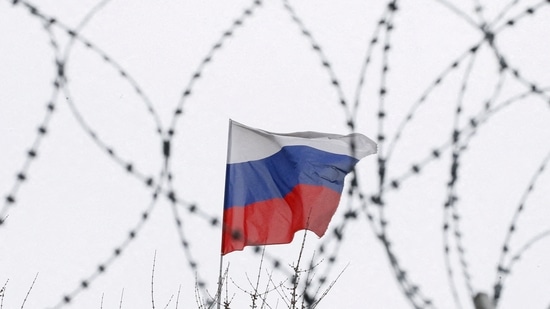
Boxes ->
[221,120,376,255]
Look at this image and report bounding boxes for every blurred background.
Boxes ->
[1,0,549,308]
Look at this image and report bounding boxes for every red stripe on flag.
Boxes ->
[221,184,341,255]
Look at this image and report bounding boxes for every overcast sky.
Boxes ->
[1,0,549,308]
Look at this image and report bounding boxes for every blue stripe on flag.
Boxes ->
[224,145,358,209]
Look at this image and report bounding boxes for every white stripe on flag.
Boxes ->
[227,120,377,164]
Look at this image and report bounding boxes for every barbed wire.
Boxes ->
[1,0,549,308]
[493,150,550,306]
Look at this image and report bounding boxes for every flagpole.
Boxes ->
[217,119,233,309]
[216,253,224,309]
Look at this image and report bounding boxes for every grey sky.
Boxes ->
[1,0,549,308]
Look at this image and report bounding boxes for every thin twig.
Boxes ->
[260,269,278,309]
[20,273,38,309]
[175,285,181,309]
[253,247,267,306]
[1,279,8,309]
[162,294,174,309]
[118,288,124,309]
[267,275,290,308]
[290,230,308,308]
[195,273,208,309]
[151,251,157,309]
[311,264,348,309]
[223,266,234,309]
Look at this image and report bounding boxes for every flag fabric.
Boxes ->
[221,120,377,255]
